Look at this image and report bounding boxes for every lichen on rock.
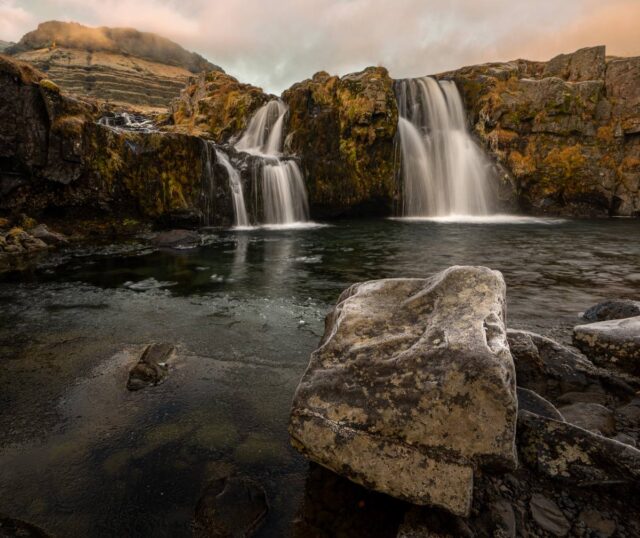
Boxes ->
[289,266,518,517]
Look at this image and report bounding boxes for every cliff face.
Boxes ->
[169,71,270,141]
[7,21,223,110]
[0,55,233,230]
[446,46,640,216]
[283,67,398,217]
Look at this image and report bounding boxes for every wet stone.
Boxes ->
[126,343,174,391]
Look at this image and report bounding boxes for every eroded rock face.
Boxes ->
[573,317,640,376]
[289,266,517,516]
[283,67,398,217]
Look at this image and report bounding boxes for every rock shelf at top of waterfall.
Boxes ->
[234,100,310,226]
[396,77,495,218]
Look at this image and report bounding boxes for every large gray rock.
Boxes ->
[289,266,518,517]
[573,317,640,376]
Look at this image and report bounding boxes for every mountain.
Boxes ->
[0,41,14,52]
[5,21,223,110]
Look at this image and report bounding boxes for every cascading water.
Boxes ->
[395,77,493,217]
[234,100,310,225]
[214,149,250,228]
[200,140,216,225]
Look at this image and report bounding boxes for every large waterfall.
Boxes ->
[395,77,493,217]
[235,100,310,225]
[214,149,250,228]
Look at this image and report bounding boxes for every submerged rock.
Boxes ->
[289,266,517,517]
[193,476,268,538]
[573,317,640,376]
[582,299,640,322]
[126,343,174,391]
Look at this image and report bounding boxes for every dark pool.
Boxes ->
[1,217,639,536]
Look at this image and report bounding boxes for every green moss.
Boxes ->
[39,78,60,94]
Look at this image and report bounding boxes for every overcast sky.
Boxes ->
[2,0,639,94]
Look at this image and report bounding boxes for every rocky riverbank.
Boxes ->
[288,266,640,537]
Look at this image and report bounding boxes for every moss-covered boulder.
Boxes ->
[169,71,270,142]
[283,67,398,217]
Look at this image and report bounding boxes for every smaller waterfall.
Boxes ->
[235,100,310,225]
[262,159,309,224]
[214,149,250,228]
[396,77,493,217]
[200,140,216,225]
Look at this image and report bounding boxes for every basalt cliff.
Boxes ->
[1,32,639,236]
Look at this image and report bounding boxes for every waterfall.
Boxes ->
[234,100,310,225]
[262,159,309,224]
[395,77,493,217]
[200,140,216,225]
[214,149,250,228]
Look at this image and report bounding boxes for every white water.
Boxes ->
[235,100,310,225]
[214,149,250,228]
[396,77,493,217]
[200,141,216,225]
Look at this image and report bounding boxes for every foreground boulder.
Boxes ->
[573,317,640,376]
[289,266,517,517]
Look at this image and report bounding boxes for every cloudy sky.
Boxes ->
[2,0,639,93]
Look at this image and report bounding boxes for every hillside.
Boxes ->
[6,21,223,110]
